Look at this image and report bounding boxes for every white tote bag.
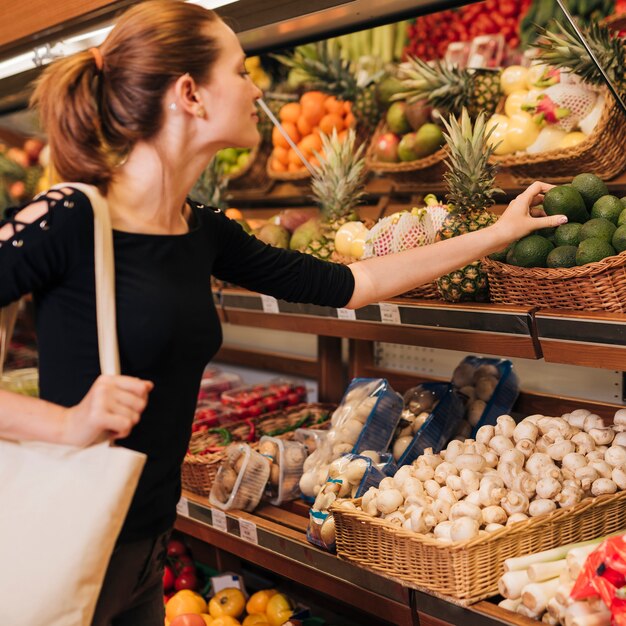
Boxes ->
[0,184,147,626]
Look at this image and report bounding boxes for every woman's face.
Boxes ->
[198,21,263,149]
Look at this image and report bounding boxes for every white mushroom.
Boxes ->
[511,471,537,499]
[614,409,626,429]
[465,491,482,507]
[479,475,507,507]
[363,497,379,517]
[514,421,539,444]
[529,498,557,517]
[547,440,576,462]
[449,501,482,521]
[361,486,379,508]
[408,507,436,534]
[612,466,626,490]
[463,441,487,455]
[489,435,515,455]
[433,520,453,542]
[526,453,556,477]
[476,425,495,445]
[498,462,521,490]
[515,439,536,459]
[434,462,458,485]
[536,477,562,500]
[605,445,626,467]
[445,474,464,496]
[557,484,584,508]
[436,486,458,505]
[591,478,618,497]
[459,468,481,495]
[574,466,599,492]
[588,428,615,446]
[500,448,526,468]
[424,479,441,498]
[453,454,485,473]
[401,477,424,500]
[495,415,517,439]
[523,414,542,425]
[583,414,604,433]
[384,511,405,526]
[450,517,480,542]
[484,451,499,468]
[506,512,529,525]
[485,523,505,533]
[562,453,588,473]
[392,465,413,489]
[442,439,465,463]
[566,409,591,430]
[376,489,404,514]
[501,491,529,516]
[482,505,507,525]
[413,465,435,482]
[431,499,452,523]
[421,448,443,469]
[572,432,596,455]
[586,450,605,462]
[378,477,397,491]
[590,459,613,479]
[614,432,626,447]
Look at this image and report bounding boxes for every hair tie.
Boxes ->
[89,47,104,71]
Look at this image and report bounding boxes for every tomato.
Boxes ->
[171,615,208,626]
[175,572,199,591]
[174,554,194,574]
[163,565,176,591]
[180,564,197,576]
[167,540,187,557]
[165,591,207,620]
[265,594,292,626]
[208,588,246,619]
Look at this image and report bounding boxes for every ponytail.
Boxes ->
[31,0,221,193]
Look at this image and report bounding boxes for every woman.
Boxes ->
[0,1,566,623]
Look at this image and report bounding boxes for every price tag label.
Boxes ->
[260,295,279,314]
[337,308,356,321]
[379,302,401,325]
[239,519,258,544]
[211,508,228,532]
[176,497,189,518]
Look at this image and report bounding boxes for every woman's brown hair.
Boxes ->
[31,0,221,191]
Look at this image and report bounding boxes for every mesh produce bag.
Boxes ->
[526,82,597,132]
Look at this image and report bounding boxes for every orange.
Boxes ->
[298,133,322,156]
[272,127,289,149]
[273,146,289,166]
[309,156,321,168]
[166,591,207,620]
[279,102,301,124]
[287,149,302,166]
[324,95,345,115]
[338,129,348,143]
[270,157,286,172]
[343,100,352,114]
[319,113,344,135]
[209,589,245,619]
[300,90,326,108]
[344,112,356,129]
[301,101,325,127]
[242,615,270,626]
[287,163,302,172]
[296,116,313,136]
[281,121,300,144]
[224,208,243,220]
[246,590,278,615]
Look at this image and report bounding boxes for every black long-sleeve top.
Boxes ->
[0,187,354,541]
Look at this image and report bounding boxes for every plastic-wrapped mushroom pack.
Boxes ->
[259,436,308,505]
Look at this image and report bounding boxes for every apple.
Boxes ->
[374,133,400,163]
[23,138,44,165]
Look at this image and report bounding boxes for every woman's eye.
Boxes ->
[240,70,250,78]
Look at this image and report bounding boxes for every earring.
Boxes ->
[196,106,206,118]
[168,102,177,111]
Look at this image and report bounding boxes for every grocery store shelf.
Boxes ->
[215,288,540,359]
[535,309,626,371]
[175,491,529,626]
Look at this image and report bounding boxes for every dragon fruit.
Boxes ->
[522,83,597,132]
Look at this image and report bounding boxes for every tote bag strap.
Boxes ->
[50,183,120,377]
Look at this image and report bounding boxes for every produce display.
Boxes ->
[0,138,46,211]
[493,174,626,268]
[350,407,626,541]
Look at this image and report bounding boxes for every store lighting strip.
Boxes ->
[0,0,238,81]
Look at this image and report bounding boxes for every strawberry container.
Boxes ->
[220,379,308,416]
[197,371,243,402]
[209,443,270,512]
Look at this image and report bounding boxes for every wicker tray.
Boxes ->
[365,120,448,185]
[333,490,626,604]
[490,87,626,184]
[482,252,626,312]
[402,281,440,300]
[182,403,334,497]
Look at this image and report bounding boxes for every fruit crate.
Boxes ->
[182,403,334,497]
[490,87,626,184]
[483,251,626,313]
[365,121,448,186]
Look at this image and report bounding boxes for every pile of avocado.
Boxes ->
[492,174,626,268]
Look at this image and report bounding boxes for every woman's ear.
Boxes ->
[173,73,206,118]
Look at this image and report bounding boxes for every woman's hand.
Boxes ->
[60,375,153,446]
[494,181,567,245]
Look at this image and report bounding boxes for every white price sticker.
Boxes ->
[379,302,401,325]
[260,295,279,314]
[239,519,259,544]
[176,497,189,518]
[337,308,356,321]
[211,508,228,532]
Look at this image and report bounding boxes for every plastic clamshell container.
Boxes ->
[454,356,520,436]
[348,378,404,454]
[294,428,327,455]
[197,371,242,401]
[220,379,308,413]
[354,453,395,497]
[209,444,270,512]
[396,382,465,467]
[260,436,308,505]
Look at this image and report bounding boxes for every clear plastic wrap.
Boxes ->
[259,436,308,505]
[208,443,270,512]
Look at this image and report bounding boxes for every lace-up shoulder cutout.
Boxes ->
[0,187,76,247]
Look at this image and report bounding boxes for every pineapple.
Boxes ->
[534,21,626,91]
[395,57,502,119]
[306,128,367,260]
[190,157,228,210]
[435,109,501,303]
[273,42,381,132]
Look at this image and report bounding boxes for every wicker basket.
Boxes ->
[333,490,626,604]
[365,121,448,185]
[402,281,440,300]
[182,403,334,496]
[227,141,272,191]
[491,87,626,184]
[482,252,626,312]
